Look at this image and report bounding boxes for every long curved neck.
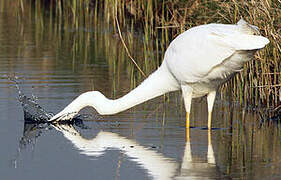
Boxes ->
[105,63,178,114]
[52,62,179,119]
[96,62,179,115]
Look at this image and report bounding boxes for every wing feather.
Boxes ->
[165,23,269,83]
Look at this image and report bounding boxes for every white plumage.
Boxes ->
[50,19,269,129]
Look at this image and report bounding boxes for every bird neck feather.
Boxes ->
[95,62,179,115]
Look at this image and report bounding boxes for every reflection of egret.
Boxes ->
[54,124,219,179]
[50,19,269,129]
[54,125,178,180]
[180,130,217,179]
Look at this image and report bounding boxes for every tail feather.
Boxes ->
[211,32,269,51]
[228,34,269,50]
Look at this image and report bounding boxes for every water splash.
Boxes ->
[9,75,102,123]
[8,75,53,123]
[19,95,54,123]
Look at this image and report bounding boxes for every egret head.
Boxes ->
[79,91,111,115]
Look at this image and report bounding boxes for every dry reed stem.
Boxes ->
[115,16,146,78]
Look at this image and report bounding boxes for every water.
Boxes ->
[0,3,281,180]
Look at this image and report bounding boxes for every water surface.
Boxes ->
[0,3,280,180]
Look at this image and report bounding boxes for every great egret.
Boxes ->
[50,19,269,129]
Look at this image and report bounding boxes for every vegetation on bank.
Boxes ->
[3,0,281,109]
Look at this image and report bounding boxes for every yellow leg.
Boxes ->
[208,111,212,130]
[186,112,190,129]
[208,128,211,145]
[207,128,215,164]
[186,128,190,142]
[186,112,190,142]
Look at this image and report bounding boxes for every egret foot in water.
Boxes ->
[207,129,215,164]
[186,123,190,142]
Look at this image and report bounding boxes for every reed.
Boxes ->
[6,0,281,108]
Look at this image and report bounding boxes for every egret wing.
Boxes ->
[165,24,269,83]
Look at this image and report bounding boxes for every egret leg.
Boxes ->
[182,131,192,168]
[182,116,192,168]
[208,112,212,130]
[208,129,212,145]
[186,112,190,129]
[207,91,216,130]
[207,129,215,164]
[186,113,190,142]
[181,85,192,130]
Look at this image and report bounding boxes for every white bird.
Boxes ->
[50,19,269,129]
